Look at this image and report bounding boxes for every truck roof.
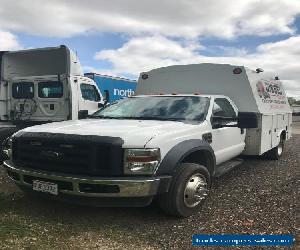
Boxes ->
[136,63,291,115]
[1,45,83,80]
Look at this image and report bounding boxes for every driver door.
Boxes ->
[210,98,245,165]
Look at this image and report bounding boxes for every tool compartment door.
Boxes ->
[271,115,279,148]
[260,115,272,154]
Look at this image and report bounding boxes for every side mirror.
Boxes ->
[212,116,237,129]
[237,112,258,128]
[78,110,89,119]
[212,116,223,128]
[103,90,110,105]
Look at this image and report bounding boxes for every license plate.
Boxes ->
[32,180,58,195]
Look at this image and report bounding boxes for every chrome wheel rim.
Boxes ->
[278,141,283,156]
[183,173,208,208]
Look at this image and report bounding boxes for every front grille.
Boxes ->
[12,132,124,177]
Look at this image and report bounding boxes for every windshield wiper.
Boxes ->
[89,115,187,121]
[130,117,186,121]
[88,115,137,119]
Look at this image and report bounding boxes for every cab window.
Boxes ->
[80,84,100,102]
[213,98,236,117]
[38,81,63,98]
[12,82,34,99]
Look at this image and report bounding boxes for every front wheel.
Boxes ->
[158,163,211,217]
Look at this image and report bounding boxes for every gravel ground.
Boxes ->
[292,115,300,134]
[0,120,299,249]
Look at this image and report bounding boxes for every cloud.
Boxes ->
[0,0,299,38]
[0,30,22,50]
[1,1,298,96]
[94,36,204,75]
[93,35,300,97]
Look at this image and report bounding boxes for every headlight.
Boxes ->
[2,137,12,159]
[124,148,161,175]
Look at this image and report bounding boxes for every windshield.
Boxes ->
[91,96,209,122]
[38,81,63,98]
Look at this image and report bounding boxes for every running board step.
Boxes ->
[214,158,244,177]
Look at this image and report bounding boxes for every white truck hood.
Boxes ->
[19,119,197,147]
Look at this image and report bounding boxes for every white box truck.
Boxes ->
[2,63,292,217]
[0,45,105,160]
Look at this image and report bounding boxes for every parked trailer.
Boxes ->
[85,73,136,102]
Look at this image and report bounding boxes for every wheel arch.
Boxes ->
[280,130,287,140]
[155,139,216,176]
[181,150,215,176]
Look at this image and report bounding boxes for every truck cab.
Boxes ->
[0,46,103,155]
[2,63,292,217]
[0,45,103,122]
[7,74,101,122]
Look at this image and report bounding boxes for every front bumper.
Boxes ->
[3,161,171,199]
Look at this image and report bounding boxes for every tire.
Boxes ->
[0,127,19,163]
[158,163,211,218]
[0,127,19,141]
[266,136,284,160]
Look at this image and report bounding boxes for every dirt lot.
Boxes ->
[0,118,299,249]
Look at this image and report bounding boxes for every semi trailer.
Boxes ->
[85,73,136,102]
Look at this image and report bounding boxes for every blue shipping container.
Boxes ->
[85,73,137,102]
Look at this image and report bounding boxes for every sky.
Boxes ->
[0,0,300,98]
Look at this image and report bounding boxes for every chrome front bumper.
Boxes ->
[3,161,170,198]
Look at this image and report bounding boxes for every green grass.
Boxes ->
[0,192,10,212]
[0,192,7,201]
[0,221,28,238]
[0,191,157,249]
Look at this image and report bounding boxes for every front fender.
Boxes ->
[155,139,216,176]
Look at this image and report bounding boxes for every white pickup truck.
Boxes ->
[3,63,292,217]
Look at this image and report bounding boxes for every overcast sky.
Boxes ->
[0,0,300,98]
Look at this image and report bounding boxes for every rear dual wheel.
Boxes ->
[266,136,284,160]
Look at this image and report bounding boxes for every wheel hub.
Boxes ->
[183,173,208,208]
[278,140,283,156]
